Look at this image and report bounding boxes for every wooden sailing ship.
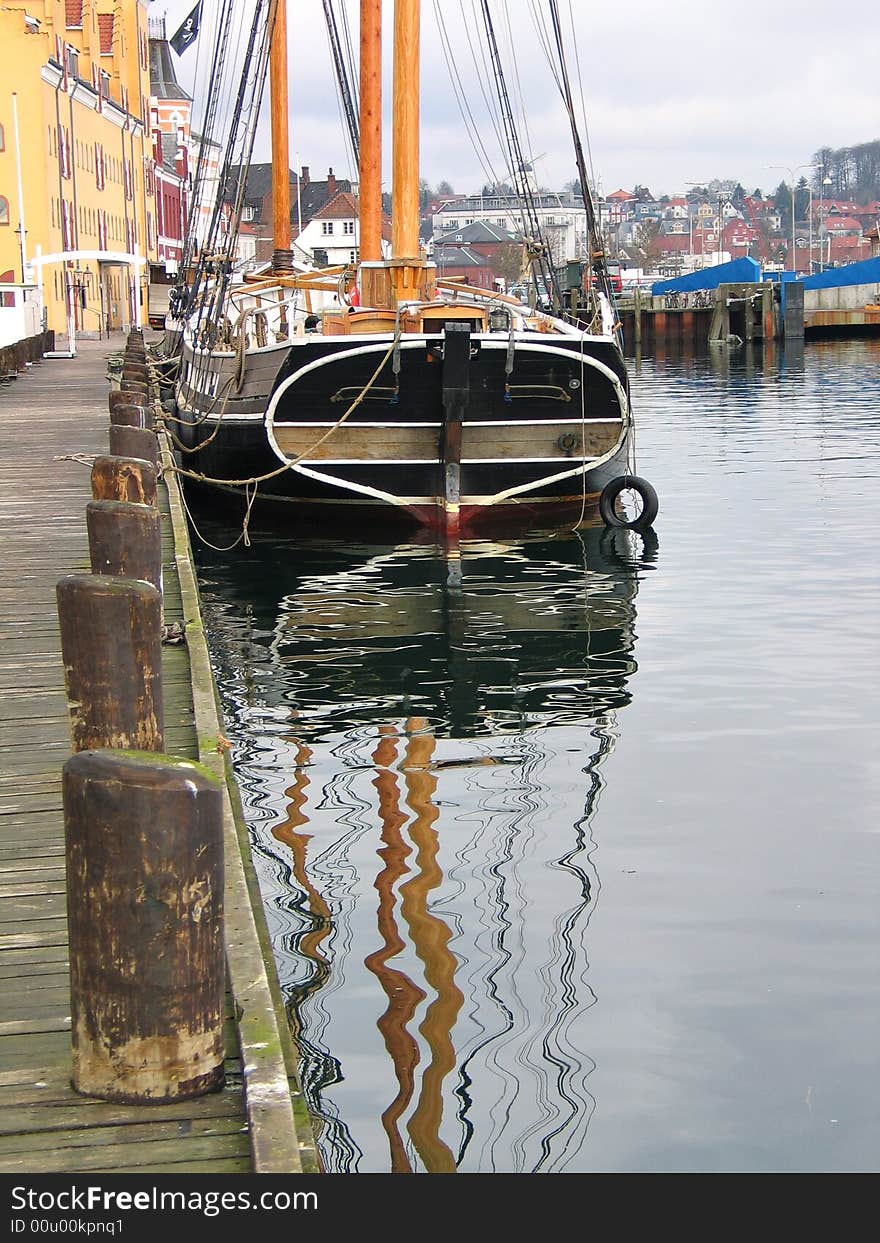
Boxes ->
[171,0,657,537]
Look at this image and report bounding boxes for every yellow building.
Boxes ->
[0,0,158,340]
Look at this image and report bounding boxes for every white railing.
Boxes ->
[0,285,42,350]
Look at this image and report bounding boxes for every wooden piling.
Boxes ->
[109,401,151,430]
[109,423,159,468]
[86,499,163,590]
[56,573,164,752]
[63,748,225,1103]
[91,454,157,505]
[109,387,149,414]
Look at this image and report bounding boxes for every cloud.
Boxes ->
[160,0,880,198]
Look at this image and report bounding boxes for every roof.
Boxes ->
[826,216,861,231]
[97,13,114,55]
[313,191,358,220]
[227,164,353,223]
[160,133,179,168]
[607,189,636,201]
[438,220,518,245]
[66,1,83,26]
[434,244,490,267]
[149,38,192,102]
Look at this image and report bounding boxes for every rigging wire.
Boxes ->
[546,0,620,339]
[457,0,508,177]
[431,1,503,192]
[322,0,361,170]
[476,0,562,308]
[565,0,597,190]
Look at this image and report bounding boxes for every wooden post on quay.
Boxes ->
[110,402,151,430]
[633,289,642,350]
[109,388,148,414]
[63,749,225,1103]
[87,499,163,591]
[56,573,164,751]
[91,454,157,505]
[109,423,159,468]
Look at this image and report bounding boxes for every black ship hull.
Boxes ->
[175,327,632,534]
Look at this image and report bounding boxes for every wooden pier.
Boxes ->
[0,338,318,1174]
[617,283,779,352]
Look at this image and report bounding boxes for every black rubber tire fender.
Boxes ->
[599,474,659,529]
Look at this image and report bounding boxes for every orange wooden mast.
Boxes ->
[359,0,382,263]
[386,0,434,304]
[269,0,293,271]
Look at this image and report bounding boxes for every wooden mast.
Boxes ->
[388,0,433,303]
[270,0,293,270]
[359,0,382,263]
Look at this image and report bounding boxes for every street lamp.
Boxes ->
[767,163,811,274]
[819,174,832,271]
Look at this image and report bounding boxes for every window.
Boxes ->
[343,220,354,234]
[321,221,334,235]
[0,197,9,227]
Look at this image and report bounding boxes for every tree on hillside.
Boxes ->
[489,241,526,287]
[811,139,880,202]
[774,181,793,233]
[633,219,663,267]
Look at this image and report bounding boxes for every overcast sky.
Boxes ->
[155,0,880,198]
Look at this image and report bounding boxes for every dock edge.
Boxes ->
[159,433,320,1175]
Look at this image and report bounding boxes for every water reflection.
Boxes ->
[193,521,657,1171]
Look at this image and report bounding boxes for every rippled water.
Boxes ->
[192,338,880,1173]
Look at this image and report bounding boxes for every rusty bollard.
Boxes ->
[63,749,225,1102]
[56,574,163,752]
[91,454,157,506]
[109,424,159,469]
[87,500,162,591]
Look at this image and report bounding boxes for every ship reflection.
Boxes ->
[193,520,657,1172]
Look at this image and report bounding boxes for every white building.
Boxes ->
[295,190,391,268]
[432,192,588,267]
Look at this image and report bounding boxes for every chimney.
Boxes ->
[327,167,336,198]
[300,165,310,185]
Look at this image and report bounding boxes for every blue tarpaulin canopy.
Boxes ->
[802,257,880,290]
[651,257,761,295]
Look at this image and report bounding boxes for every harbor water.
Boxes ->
[190,338,880,1173]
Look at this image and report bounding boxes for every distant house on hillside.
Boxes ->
[225,165,354,266]
[433,243,495,287]
[294,191,391,269]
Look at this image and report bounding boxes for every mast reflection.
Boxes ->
[193,520,657,1171]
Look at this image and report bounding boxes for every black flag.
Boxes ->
[170,2,202,56]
